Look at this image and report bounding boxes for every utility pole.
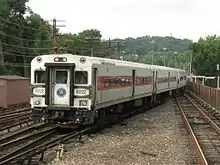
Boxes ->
[21,25,28,77]
[91,36,94,57]
[117,42,120,60]
[189,50,192,76]
[52,18,57,54]
[108,38,111,59]
[163,56,165,66]
[50,18,66,54]
[217,64,219,89]
[0,40,3,75]
[173,52,178,68]
[151,40,155,65]
[91,47,93,57]
[163,47,167,66]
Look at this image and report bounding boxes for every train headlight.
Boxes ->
[34,100,40,105]
[63,57,67,62]
[79,100,88,106]
[54,57,67,62]
[54,57,59,62]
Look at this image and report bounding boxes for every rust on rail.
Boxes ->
[176,98,208,165]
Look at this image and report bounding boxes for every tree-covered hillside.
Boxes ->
[114,36,191,56]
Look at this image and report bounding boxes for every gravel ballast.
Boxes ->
[49,99,192,165]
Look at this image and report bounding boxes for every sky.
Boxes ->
[27,0,220,41]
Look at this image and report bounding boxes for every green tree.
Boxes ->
[191,35,220,76]
[0,0,52,75]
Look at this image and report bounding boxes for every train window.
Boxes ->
[75,71,88,84]
[126,78,130,85]
[104,79,110,87]
[116,78,121,85]
[34,71,45,83]
[121,78,126,86]
[110,78,116,87]
[56,71,67,84]
[170,77,176,82]
[141,78,145,85]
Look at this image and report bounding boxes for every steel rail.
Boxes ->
[0,104,151,164]
[0,129,57,164]
[0,107,30,116]
[0,109,31,120]
[0,123,45,144]
[185,94,220,135]
[0,126,57,148]
[175,97,208,165]
[0,125,95,165]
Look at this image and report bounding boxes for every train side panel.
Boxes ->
[94,64,133,109]
[178,70,187,88]
[169,70,178,90]
[133,67,153,97]
[156,69,169,94]
[93,64,153,109]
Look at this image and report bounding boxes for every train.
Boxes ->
[30,54,187,126]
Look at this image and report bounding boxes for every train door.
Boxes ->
[52,69,70,105]
[153,70,158,94]
[132,69,135,96]
[92,68,97,106]
[45,63,75,106]
[155,71,158,92]
[168,72,170,89]
[177,71,180,88]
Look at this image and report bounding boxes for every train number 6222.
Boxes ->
[33,88,45,95]
[76,90,86,94]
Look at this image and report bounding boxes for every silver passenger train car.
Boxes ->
[30,54,187,125]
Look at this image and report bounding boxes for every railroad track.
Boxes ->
[0,101,155,165]
[0,123,60,165]
[176,94,220,165]
[0,107,33,133]
[0,123,105,165]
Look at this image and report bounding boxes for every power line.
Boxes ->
[0,17,48,32]
[1,42,50,50]
[0,29,52,42]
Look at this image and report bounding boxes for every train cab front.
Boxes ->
[43,57,93,126]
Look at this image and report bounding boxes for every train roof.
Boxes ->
[31,54,185,72]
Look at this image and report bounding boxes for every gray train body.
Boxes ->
[30,54,186,125]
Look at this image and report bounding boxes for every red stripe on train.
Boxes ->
[97,76,153,91]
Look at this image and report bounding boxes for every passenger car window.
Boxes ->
[34,71,45,83]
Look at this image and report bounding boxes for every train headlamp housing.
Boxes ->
[80,57,86,63]
[79,100,88,106]
[34,100,40,105]
[54,57,67,62]
[36,57,42,63]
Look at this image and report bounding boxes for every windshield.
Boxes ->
[75,71,88,84]
[34,71,45,83]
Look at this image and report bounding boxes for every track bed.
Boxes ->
[47,99,191,165]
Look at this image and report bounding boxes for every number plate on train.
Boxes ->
[33,87,45,95]
[75,88,89,95]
